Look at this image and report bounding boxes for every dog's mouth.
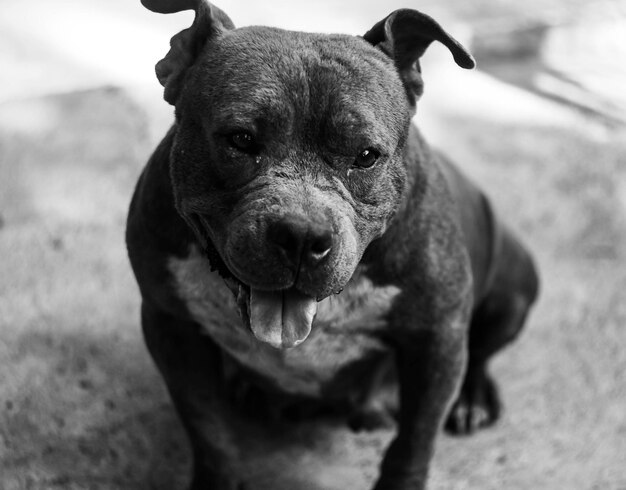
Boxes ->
[223,276,317,349]
[188,212,319,349]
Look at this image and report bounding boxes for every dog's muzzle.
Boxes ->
[202,213,339,350]
[237,215,332,348]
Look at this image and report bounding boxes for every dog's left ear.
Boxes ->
[141,0,234,104]
[364,9,475,102]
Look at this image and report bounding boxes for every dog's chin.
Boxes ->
[222,275,318,350]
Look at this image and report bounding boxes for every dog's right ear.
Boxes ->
[141,0,234,104]
[364,9,474,103]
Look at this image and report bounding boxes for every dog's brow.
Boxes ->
[214,100,292,130]
[323,106,391,148]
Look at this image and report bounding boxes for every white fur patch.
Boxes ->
[168,247,401,397]
[315,272,402,332]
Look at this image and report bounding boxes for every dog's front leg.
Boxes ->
[141,302,244,490]
[374,316,468,490]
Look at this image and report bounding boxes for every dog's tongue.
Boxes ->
[249,288,317,349]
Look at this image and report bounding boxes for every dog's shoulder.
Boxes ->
[126,126,196,314]
[362,126,474,315]
[434,150,502,303]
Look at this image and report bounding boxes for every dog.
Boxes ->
[126,1,540,488]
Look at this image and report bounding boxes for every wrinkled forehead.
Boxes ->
[189,26,409,131]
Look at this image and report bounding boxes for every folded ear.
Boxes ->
[141,0,235,104]
[363,9,475,102]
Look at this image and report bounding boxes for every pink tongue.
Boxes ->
[249,288,317,349]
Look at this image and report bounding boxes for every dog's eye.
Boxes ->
[354,148,380,168]
[228,132,256,153]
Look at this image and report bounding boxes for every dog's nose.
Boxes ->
[268,216,333,267]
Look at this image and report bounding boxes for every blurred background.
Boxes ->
[1,1,625,489]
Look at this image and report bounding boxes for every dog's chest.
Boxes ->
[168,249,400,397]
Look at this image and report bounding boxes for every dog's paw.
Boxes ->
[445,368,501,435]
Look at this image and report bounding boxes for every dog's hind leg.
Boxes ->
[446,230,540,435]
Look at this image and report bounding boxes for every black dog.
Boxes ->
[126,1,539,488]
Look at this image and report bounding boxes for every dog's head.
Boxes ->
[143,0,474,348]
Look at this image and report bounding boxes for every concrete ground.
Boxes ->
[1,1,625,489]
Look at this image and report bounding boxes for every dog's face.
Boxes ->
[172,30,411,347]
[143,1,474,348]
